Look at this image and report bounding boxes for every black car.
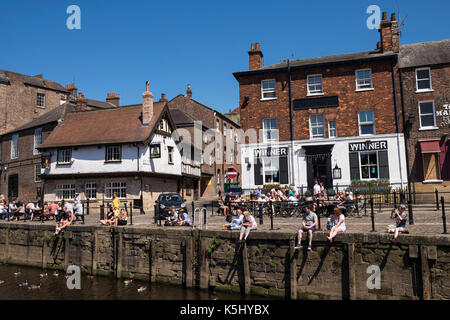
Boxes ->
[155,193,187,219]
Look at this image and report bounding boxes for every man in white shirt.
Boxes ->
[313,181,321,197]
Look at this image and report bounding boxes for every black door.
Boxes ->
[304,145,334,190]
[8,174,19,199]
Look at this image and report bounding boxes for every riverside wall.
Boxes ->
[0,223,449,300]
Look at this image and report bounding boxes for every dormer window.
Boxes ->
[158,118,172,133]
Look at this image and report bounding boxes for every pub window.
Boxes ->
[34,128,42,155]
[85,183,97,199]
[310,115,325,138]
[360,152,378,179]
[262,118,278,142]
[37,93,46,108]
[358,110,375,135]
[57,149,72,164]
[11,134,19,159]
[261,79,276,99]
[355,69,373,90]
[329,120,337,138]
[105,182,126,199]
[34,164,42,183]
[168,146,174,164]
[263,157,280,184]
[56,184,75,200]
[307,75,323,95]
[105,145,122,162]
[416,68,432,92]
[418,101,436,129]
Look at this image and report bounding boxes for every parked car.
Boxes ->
[155,193,187,219]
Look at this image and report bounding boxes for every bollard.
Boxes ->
[393,191,397,209]
[129,202,133,225]
[408,199,414,225]
[370,198,376,232]
[154,204,158,225]
[192,203,195,228]
[211,201,214,217]
[124,202,128,216]
[203,207,207,227]
[317,210,321,230]
[259,202,263,225]
[441,197,448,234]
[86,198,90,215]
[435,189,440,211]
[363,197,367,216]
[100,204,105,221]
[355,194,360,218]
[270,201,274,230]
[379,195,382,213]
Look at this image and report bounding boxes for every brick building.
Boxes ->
[0,85,118,202]
[234,12,408,193]
[0,70,70,135]
[399,39,450,200]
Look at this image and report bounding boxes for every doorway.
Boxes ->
[8,174,19,199]
[304,145,334,190]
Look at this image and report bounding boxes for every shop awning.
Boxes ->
[420,141,441,153]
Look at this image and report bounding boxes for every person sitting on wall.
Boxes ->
[177,208,192,227]
[165,207,178,226]
[74,199,84,224]
[0,201,8,220]
[115,209,128,226]
[55,204,74,235]
[295,206,318,251]
[389,204,409,243]
[326,212,338,232]
[9,200,20,221]
[29,202,42,222]
[112,192,120,218]
[327,207,347,243]
[238,211,257,243]
[100,205,115,226]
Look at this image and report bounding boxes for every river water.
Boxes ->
[0,264,276,300]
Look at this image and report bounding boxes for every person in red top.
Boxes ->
[49,202,58,218]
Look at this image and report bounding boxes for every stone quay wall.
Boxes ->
[0,223,449,300]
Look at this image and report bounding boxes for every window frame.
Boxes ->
[37,93,46,108]
[418,100,437,130]
[359,151,379,180]
[358,110,376,136]
[105,145,122,163]
[355,69,374,91]
[34,163,42,183]
[309,114,325,139]
[11,133,19,159]
[262,118,278,142]
[415,67,433,93]
[307,74,324,96]
[56,184,76,200]
[57,148,72,165]
[168,146,174,165]
[261,79,277,100]
[105,182,127,199]
[328,120,337,138]
[85,182,97,199]
[34,128,42,155]
[263,157,280,184]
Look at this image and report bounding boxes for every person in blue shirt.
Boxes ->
[177,208,192,227]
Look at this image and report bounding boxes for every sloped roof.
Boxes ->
[0,70,10,85]
[0,69,68,92]
[39,102,168,148]
[169,108,195,125]
[399,39,450,68]
[5,103,75,134]
[85,98,117,109]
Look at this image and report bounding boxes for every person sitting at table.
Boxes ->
[115,208,128,226]
[218,196,229,216]
[0,201,8,220]
[42,202,50,220]
[9,200,20,221]
[29,202,42,221]
[49,202,58,219]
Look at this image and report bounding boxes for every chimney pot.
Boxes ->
[248,42,263,70]
[75,92,88,112]
[159,93,168,102]
[65,83,78,99]
[186,84,192,98]
[382,11,388,20]
[391,13,396,21]
[106,92,120,107]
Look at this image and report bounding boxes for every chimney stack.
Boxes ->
[159,93,168,102]
[248,42,263,70]
[75,92,88,112]
[186,84,192,98]
[142,81,154,126]
[34,74,43,79]
[106,92,120,107]
[65,83,78,100]
[378,11,399,53]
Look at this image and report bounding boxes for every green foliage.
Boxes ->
[304,189,312,197]
[326,189,336,196]
[206,237,222,258]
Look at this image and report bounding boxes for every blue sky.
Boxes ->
[1,0,449,113]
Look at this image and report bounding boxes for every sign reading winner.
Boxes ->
[254,147,288,157]
[348,140,388,152]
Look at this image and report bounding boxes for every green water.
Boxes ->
[0,264,276,300]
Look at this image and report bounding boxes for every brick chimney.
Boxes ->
[159,93,168,102]
[379,12,399,53]
[142,81,154,126]
[65,83,78,100]
[186,84,192,98]
[34,74,43,79]
[75,92,88,112]
[248,42,263,70]
[106,93,120,107]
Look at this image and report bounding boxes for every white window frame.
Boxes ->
[261,79,277,100]
[355,69,373,91]
[359,151,379,180]
[60,96,67,105]
[11,134,19,159]
[34,128,42,155]
[309,114,325,139]
[168,146,174,164]
[358,110,376,136]
[216,119,220,132]
[105,182,127,199]
[307,74,323,96]
[415,67,433,93]
[56,184,75,200]
[105,145,122,162]
[263,157,280,184]
[85,183,97,199]
[262,118,278,142]
[37,93,46,108]
[57,149,72,164]
[34,164,42,183]
[328,120,337,138]
[418,100,437,130]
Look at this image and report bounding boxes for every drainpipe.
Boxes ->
[398,67,412,201]
[288,60,295,185]
[391,57,405,190]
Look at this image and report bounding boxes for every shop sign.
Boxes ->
[348,140,387,152]
[254,147,288,157]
